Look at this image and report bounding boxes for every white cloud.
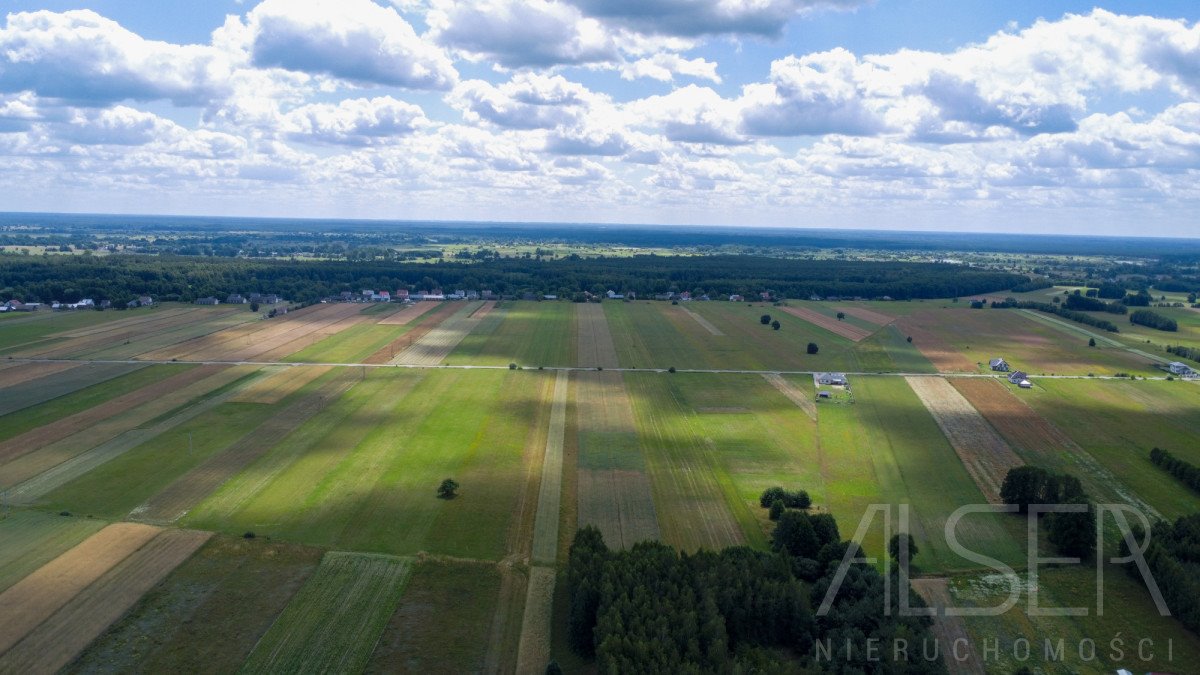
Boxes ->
[281,96,429,145]
[238,0,457,89]
[620,53,721,83]
[449,74,598,129]
[627,85,744,144]
[566,0,865,38]
[429,0,617,68]
[739,49,886,137]
[0,10,232,105]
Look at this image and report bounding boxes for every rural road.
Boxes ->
[2,356,1192,381]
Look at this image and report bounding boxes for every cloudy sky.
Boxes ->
[1,1,1199,236]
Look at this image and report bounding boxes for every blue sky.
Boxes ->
[1,1,1199,235]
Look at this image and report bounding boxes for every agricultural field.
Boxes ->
[0,296,1197,673]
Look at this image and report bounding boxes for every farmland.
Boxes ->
[0,295,1197,673]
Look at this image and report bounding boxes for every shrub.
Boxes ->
[806,342,819,354]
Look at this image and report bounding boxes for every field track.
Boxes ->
[678,306,724,335]
[391,301,493,366]
[778,305,872,341]
[895,316,977,372]
[376,300,441,325]
[576,303,620,368]
[132,369,359,523]
[0,529,211,674]
[763,373,816,421]
[515,566,555,675]
[911,578,985,675]
[835,306,895,326]
[0,365,220,465]
[905,376,1023,503]
[241,552,412,674]
[0,522,161,655]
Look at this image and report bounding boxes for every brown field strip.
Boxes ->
[136,304,337,361]
[132,369,359,523]
[911,578,984,675]
[949,378,1160,516]
[49,307,197,339]
[377,300,441,325]
[229,365,332,404]
[777,305,872,341]
[905,376,1024,503]
[678,306,724,336]
[363,302,461,364]
[762,373,817,421]
[470,300,496,319]
[577,469,660,547]
[19,310,224,359]
[576,303,620,368]
[0,529,211,674]
[0,360,80,389]
[835,306,895,326]
[0,365,224,466]
[895,316,977,372]
[0,522,162,655]
[391,302,491,366]
[253,308,377,362]
[1,366,257,493]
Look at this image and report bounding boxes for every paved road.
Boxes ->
[3,356,1191,381]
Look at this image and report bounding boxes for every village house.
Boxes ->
[990,358,1010,372]
[815,372,849,387]
[1168,361,1197,378]
[226,294,248,304]
[728,294,745,302]
[138,295,154,306]
[195,297,220,305]
[1007,370,1032,388]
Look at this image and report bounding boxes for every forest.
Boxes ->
[0,254,1024,305]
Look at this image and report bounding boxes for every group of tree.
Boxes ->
[1065,292,1127,314]
[990,299,1120,333]
[0,251,1026,307]
[566,492,945,672]
[1166,345,1200,366]
[1129,309,1178,332]
[1120,514,1200,635]
[759,314,781,330]
[1149,448,1200,495]
[1000,466,1095,559]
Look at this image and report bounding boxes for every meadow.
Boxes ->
[0,298,1196,673]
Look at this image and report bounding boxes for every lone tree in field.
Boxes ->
[906,336,913,343]
[888,533,918,562]
[771,320,780,330]
[250,301,260,312]
[1088,337,1096,347]
[836,311,846,320]
[437,478,459,499]
[760,314,771,325]
[806,342,819,355]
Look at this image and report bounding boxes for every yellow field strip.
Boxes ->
[678,306,724,336]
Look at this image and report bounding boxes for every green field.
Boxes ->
[241,551,413,674]
[285,323,408,363]
[0,510,106,592]
[450,301,575,367]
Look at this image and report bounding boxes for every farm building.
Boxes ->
[990,357,1010,372]
[195,297,220,305]
[1007,371,1031,387]
[815,372,849,387]
[1168,361,1196,377]
[226,294,248,304]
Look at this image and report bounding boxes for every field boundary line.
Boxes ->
[678,306,724,336]
[762,372,817,421]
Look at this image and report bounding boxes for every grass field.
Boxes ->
[0,362,151,418]
[240,551,413,674]
[67,536,322,674]
[0,511,106,593]
[451,301,576,367]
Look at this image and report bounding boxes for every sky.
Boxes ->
[1,1,1200,236]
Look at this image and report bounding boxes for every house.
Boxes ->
[466,290,479,300]
[728,294,745,302]
[137,295,153,306]
[395,289,410,300]
[543,294,558,300]
[482,290,496,300]
[679,291,692,301]
[990,358,1010,372]
[1007,371,1028,385]
[1168,361,1195,376]
[4,300,24,312]
[760,292,772,301]
[815,372,849,387]
[226,294,247,304]
[654,293,674,301]
[67,299,94,310]
[126,299,140,308]
[195,297,220,305]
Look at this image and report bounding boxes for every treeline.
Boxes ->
[1122,514,1200,635]
[990,299,1120,332]
[1000,466,1095,559]
[1129,309,1178,332]
[1065,293,1126,314]
[0,253,1024,305]
[1150,448,1200,494]
[566,496,945,672]
[1166,345,1200,365]
[1011,278,1053,293]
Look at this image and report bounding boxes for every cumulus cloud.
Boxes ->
[620,53,721,82]
[281,97,429,145]
[237,0,456,89]
[566,0,864,38]
[429,0,617,68]
[739,50,886,137]
[0,10,232,106]
[628,85,744,144]
[449,74,598,129]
